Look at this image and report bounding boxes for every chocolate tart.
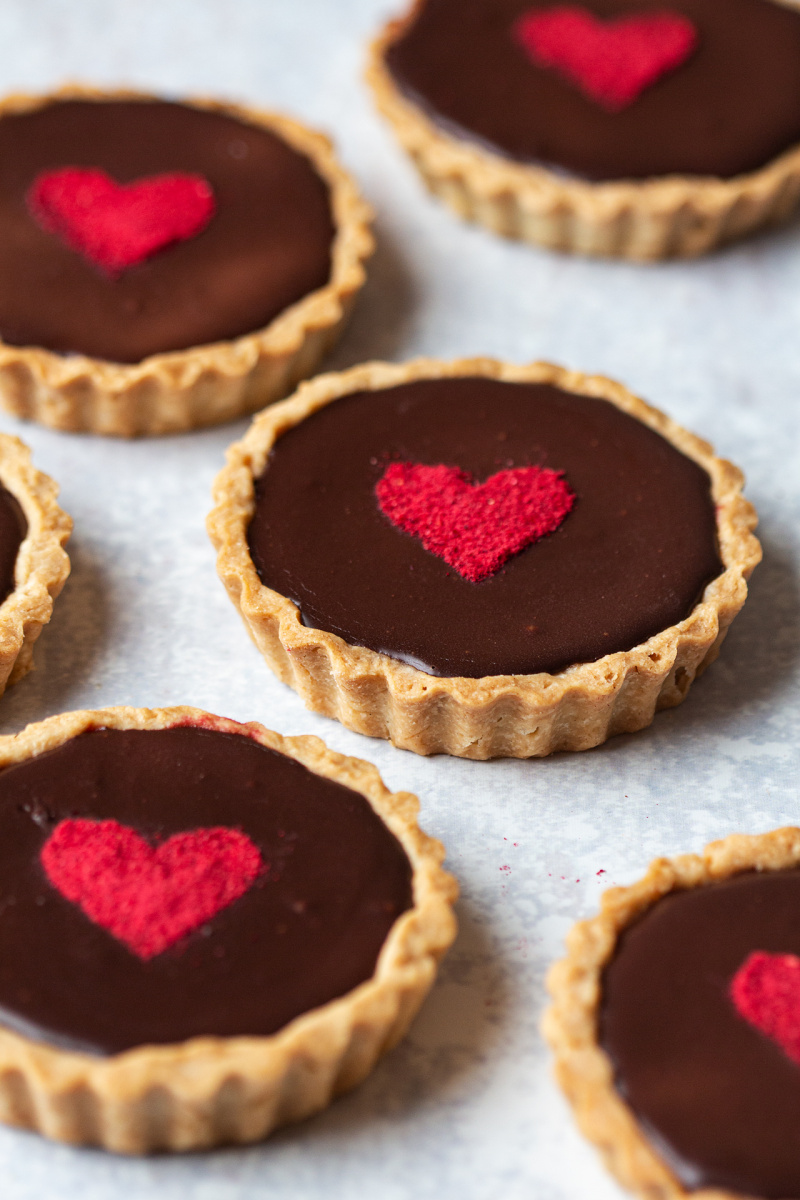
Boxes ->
[543,828,800,1200]
[0,435,70,692]
[0,705,456,1153]
[207,358,760,760]
[0,86,373,436]
[367,0,800,260]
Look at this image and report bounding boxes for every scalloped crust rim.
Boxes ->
[208,357,761,760]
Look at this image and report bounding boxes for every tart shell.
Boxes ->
[0,434,71,693]
[0,705,457,1153]
[367,7,800,261]
[208,357,761,760]
[542,827,800,1200]
[0,86,374,437]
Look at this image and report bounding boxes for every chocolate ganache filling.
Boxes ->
[247,378,722,679]
[0,484,25,605]
[0,725,412,1055]
[602,871,800,1199]
[385,0,800,181]
[0,99,334,362]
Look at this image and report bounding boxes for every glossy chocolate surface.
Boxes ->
[0,484,25,605]
[602,871,800,1198]
[0,725,412,1055]
[248,378,722,679]
[386,0,800,181]
[0,99,334,362]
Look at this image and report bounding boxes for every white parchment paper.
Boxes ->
[0,1,797,1196]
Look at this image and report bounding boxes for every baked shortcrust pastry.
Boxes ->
[0,434,70,692]
[208,358,760,760]
[0,87,372,435]
[544,828,800,1200]
[0,706,456,1153]
[367,0,800,259]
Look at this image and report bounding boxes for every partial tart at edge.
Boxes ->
[544,827,800,1199]
[0,434,71,691]
[0,86,373,436]
[0,705,457,1153]
[367,0,800,260]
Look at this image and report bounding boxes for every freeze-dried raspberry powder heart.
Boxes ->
[731,950,800,1064]
[513,6,698,111]
[41,818,263,960]
[27,167,216,274]
[376,462,575,582]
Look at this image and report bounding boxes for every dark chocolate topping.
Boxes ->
[0,484,25,605]
[385,0,800,181]
[0,725,412,1055]
[247,377,722,678]
[0,99,334,362]
[602,871,800,1199]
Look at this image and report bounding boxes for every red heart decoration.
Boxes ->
[375,462,575,583]
[41,818,263,960]
[27,167,216,275]
[731,950,800,1064]
[513,6,698,111]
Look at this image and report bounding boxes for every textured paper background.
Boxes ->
[0,1,798,1196]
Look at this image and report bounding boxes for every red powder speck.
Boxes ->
[513,6,698,111]
[41,818,263,960]
[27,167,216,274]
[500,864,511,873]
[731,950,800,1064]
[596,869,606,876]
[375,461,575,583]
